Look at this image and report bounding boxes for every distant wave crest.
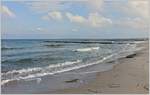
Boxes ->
[73,47,99,52]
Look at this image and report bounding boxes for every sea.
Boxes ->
[1,39,146,94]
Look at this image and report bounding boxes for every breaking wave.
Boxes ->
[1,60,81,85]
[73,47,99,52]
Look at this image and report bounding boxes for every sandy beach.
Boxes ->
[52,42,149,94]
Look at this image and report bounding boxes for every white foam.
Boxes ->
[1,60,81,85]
[134,41,147,44]
[74,47,99,52]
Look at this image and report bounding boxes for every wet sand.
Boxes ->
[52,42,149,94]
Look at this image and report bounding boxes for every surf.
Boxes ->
[74,47,99,52]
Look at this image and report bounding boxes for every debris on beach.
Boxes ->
[65,79,79,83]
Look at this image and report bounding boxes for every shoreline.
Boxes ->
[2,41,149,94]
[51,42,149,94]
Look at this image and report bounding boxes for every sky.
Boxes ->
[1,0,149,39]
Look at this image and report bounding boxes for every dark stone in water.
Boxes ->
[126,54,136,58]
[65,79,79,83]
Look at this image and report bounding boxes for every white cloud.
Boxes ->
[88,12,112,27]
[66,12,112,27]
[49,11,62,20]
[66,12,86,23]
[0,5,16,18]
[42,11,62,21]
[42,11,112,27]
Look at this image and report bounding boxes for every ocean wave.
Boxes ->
[1,60,81,85]
[133,41,147,44]
[74,47,99,52]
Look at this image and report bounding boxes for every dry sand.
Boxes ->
[54,42,149,94]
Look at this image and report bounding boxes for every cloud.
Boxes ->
[27,0,149,30]
[42,11,112,28]
[128,0,149,19]
[115,17,148,30]
[66,12,112,27]
[25,0,110,27]
[110,0,149,31]
[88,12,112,27]
[42,11,62,21]
[66,12,86,23]
[122,0,149,20]
[0,5,16,18]
[86,0,104,12]
[24,0,105,14]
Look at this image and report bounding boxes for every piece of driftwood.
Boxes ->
[65,79,79,83]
